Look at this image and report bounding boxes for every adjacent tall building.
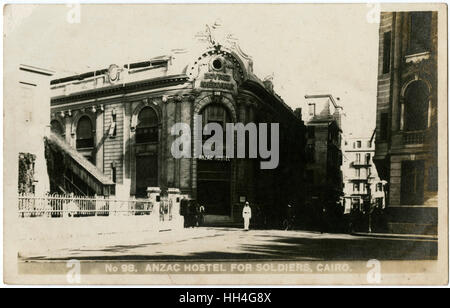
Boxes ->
[8,65,55,196]
[342,133,386,214]
[373,11,438,234]
[304,94,344,217]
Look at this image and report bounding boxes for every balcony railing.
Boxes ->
[403,130,426,145]
[351,161,371,167]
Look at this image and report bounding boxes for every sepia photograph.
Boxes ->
[2,2,448,286]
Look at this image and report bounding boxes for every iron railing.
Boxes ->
[403,130,426,145]
[18,194,153,218]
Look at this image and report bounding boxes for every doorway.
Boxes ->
[197,159,231,215]
[135,154,158,198]
[400,160,424,205]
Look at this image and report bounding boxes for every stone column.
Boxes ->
[64,114,73,146]
[95,107,104,171]
[165,98,176,187]
[130,102,137,196]
[180,97,192,193]
[123,102,131,195]
[167,187,184,230]
[147,186,161,228]
[391,12,402,132]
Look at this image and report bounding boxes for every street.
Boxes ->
[19,227,437,261]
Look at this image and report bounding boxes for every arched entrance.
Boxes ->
[196,103,233,215]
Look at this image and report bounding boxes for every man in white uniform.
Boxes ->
[242,202,252,231]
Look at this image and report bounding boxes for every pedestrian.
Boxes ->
[198,203,205,226]
[320,205,327,234]
[284,204,295,230]
[194,202,201,227]
[242,202,252,231]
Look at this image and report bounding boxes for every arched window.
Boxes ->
[201,104,231,130]
[201,104,231,151]
[136,107,158,143]
[76,116,94,149]
[51,120,64,137]
[404,81,429,131]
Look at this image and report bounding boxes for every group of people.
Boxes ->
[242,202,296,231]
[180,199,296,231]
[180,198,205,228]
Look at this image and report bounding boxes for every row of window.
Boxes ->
[344,140,372,149]
[51,107,160,149]
[353,153,371,164]
[350,182,382,193]
[353,167,372,178]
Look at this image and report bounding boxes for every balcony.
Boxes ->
[351,161,371,167]
[403,130,426,145]
[350,176,369,182]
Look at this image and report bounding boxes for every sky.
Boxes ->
[4,4,380,137]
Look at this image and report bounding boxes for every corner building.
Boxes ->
[373,12,438,234]
[49,23,306,224]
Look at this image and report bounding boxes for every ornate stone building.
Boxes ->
[373,12,438,234]
[48,23,306,223]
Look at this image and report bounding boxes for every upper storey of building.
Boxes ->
[49,21,299,122]
[304,94,343,129]
[343,136,375,153]
[375,11,438,159]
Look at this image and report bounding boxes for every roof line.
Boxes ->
[304,94,342,109]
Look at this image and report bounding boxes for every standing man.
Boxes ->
[242,202,252,231]
[198,203,205,226]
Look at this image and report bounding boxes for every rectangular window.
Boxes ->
[377,183,383,192]
[353,183,359,192]
[383,31,391,74]
[308,103,316,116]
[380,113,388,141]
[307,126,315,138]
[355,153,361,163]
[428,166,438,191]
[408,12,432,54]
[357,141,362,148]
[365,153,371,164]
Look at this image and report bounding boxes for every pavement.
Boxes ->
[19,227,438,261]
[352,232,438,241]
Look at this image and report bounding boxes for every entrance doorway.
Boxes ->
[136,154,158,198]
[197,159,231,215]
[401,160,424,205]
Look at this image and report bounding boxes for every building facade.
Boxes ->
[342,134,386,214]
[48,23,307,224]
[373,11,438,234]
[8,64,55,196]
[303,94,343,229]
